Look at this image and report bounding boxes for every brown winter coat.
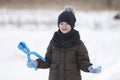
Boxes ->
[37,40,92,80]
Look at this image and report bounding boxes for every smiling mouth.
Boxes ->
[62,29,67,31]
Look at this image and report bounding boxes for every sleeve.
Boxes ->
[36,42,52,69]
[77,40,92,72]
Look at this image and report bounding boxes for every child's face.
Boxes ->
[59,22,72,34]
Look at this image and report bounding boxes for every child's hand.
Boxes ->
[88,65,101,73]
[27,60,38,68]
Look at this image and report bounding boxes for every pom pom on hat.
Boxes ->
[58,6,76,29]
[64,6,75,14]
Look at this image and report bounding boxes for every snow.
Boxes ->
[0,9,120,80]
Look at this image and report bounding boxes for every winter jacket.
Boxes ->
[36,40,92,80]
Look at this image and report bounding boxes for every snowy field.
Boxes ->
[0,9,120,80]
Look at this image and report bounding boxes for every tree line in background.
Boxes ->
[0,0,120,10]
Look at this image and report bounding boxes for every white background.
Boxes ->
[0,9,120,80]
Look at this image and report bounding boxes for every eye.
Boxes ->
[64,22,69,26]
[60,22,64,25]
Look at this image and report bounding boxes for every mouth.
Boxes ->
[62,29,67,31]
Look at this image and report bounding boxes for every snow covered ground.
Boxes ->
[0,9,120,80]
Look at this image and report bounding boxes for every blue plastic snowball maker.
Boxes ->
[18,41,46,70]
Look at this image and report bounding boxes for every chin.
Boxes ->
[62,31,70,34]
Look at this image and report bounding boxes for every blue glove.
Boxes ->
[88,65,101,73]
[27,60,38,68]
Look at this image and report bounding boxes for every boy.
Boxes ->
[27,6,101,80]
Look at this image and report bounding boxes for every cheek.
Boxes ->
[67,26,72,31]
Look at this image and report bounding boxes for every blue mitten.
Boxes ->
[27,60,38,68]
[88,65,101,73]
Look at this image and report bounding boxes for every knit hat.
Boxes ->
[58,6,76,29]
